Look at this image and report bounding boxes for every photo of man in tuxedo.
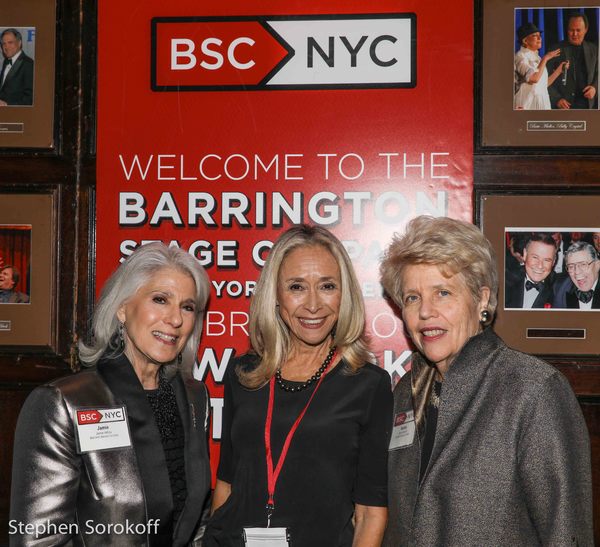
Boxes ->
[0,28,34,106]
[505,233,557,309]
[547,12,598,109]
[553,241,600,309]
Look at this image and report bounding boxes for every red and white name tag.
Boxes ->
[74,406,132,453]
[389,409,415,450]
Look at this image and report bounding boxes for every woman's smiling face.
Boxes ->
[524,32,542,50]
[276,245,341,351]
[117,267,198,372]
[400,263,489,375]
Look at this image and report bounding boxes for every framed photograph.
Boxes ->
[0,192,56,348]
[0,224,32,304]
[480,1,600,148]
[0,1,56,148]
[480,194,600,355]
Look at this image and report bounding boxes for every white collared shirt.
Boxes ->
[2,49,22,85]
[522,275,541,309]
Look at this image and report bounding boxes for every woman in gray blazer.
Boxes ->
[10,243,212,546]
[379,216,593,546]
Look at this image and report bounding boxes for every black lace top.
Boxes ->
[146,372,187,522]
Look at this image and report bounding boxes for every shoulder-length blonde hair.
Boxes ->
[379,215,498,318]
[239,225,371,389]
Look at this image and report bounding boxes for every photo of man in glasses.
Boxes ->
[553,241,600,309]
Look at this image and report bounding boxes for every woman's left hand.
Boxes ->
[542,48,561,62]
[352,504,387,547]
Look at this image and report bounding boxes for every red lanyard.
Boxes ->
[263,353,335,527]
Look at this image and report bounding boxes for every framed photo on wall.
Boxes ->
[0,224,31,304]
[480,1,600,148]
[480,194,600,355]
[0,192,56,349]
[0,1,56,148]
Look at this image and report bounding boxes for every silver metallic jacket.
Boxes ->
[10,355,211,546]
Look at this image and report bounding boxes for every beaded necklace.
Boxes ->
[275,346,337,393]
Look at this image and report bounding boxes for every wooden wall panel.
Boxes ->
[0,387,34,543]
[0,0,95,544]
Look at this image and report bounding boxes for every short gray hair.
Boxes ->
[565,241,598,262]
[79,243,210,371]
[380,215,499,317]
[1,28,22,43]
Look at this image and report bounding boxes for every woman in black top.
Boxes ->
[204,225,392,547]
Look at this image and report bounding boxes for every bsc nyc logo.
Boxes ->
[151,14,416,91]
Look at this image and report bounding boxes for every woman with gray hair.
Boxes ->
[380,216,592,546]
[10,243,212,546]
[204,224,392,547]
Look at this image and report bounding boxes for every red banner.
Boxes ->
[98,0,473,481]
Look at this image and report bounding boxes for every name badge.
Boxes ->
[243,527,290,547]
[389,409,415,450]
[74,406,132,453]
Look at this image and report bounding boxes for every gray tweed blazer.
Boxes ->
[383,328,593,547]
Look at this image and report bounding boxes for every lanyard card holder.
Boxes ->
[243,527,290,547]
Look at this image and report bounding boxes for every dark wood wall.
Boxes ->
[0,1,96,543]
[474,1,600,539]
[0,2,598,544]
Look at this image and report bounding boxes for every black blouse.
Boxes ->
[146,374,187,523]
[204,354,393,547]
